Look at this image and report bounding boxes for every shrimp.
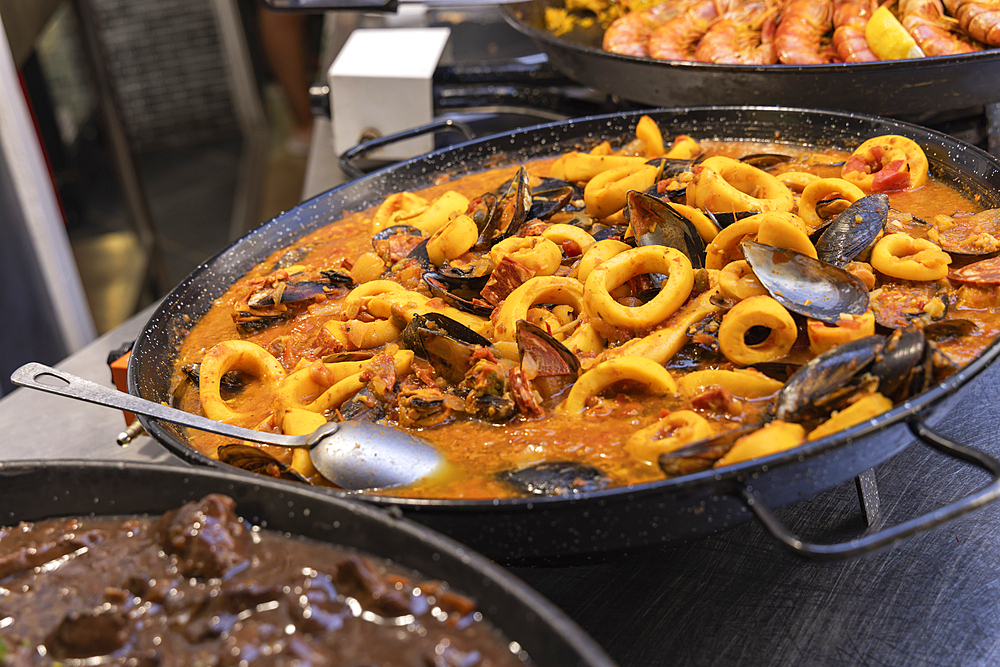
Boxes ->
[695,0,780,63]
[899,0,980,55]
[604,1,689,57]
[648,0,734,61]
[775,0,836,64]
[942,0,1000,46]
[832,0,879,61]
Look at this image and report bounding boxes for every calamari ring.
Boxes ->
[493,276,585,342]
[705,212,814,269]
[717,295,797,365]
[199,340,286,423]
[626,410,713,466]
[670,202,720,243]
[427,214,478,266]
[807,310,876,355]
[583,245,694,330]
[715,420,806,467]
[797,178,866,231]
[576,239,630,283]
[806,392,893,442]
[841,135,929,193]
[561,356,677,415]
[778,171,820,192]
[404,190,470,235]
[490,236,563,276]
[584,163,660,218]
[563,317,607,355]
[342,280,406,319]
[719,260,768,301]
[371,192,427,233]
[665,134,701,160]
[677,368,783,399]
[549,152,648,183]
[870,234,951,280]
[687,156,795,214]
[364,289,488,335]
[636,114,665,157]
[323,318,403,350]
[279,351,414,417]
[541,223,597,255]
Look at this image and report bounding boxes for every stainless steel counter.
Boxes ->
[4,306,1000,666]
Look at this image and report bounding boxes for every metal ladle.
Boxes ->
[11,362,445,491]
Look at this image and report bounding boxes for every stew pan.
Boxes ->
[0,460,614,666]
[130,106,1000,563]
[501,0,1000,118]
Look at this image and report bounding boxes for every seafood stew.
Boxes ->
[0,494,531,665]
[162,113,1000,502]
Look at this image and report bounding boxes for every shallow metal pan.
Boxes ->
[129,106,1000,563]
[0,460,614,666]
[501,0,1000,117]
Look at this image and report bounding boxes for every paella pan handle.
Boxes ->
[338,119,476,180]
[738,420,1000,561]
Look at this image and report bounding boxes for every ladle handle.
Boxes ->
[10,363,310,448]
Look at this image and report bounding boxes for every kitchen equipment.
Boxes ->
[0,460,615,667]
[11,362,445,490]
[501,0,1000,118]
[129,106,1000,563]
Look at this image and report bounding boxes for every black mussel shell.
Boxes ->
[626,190,705,268]
[923,318,976,341]
[741,241,869,323]
[706,210,757,229]
[217,444,308,482]
[658,423,762,477]
[498,461,610,497]
[372,224,423,243]
[476,166,531,248]
[645,156,697,178]
[870,326,925,400]
[527,177,580,219]
[423,272,493,317]
[776,335,884,421]
[402,313,493,383]
[405,237,432,270]
[515,320,581,378]
[815,194,889,267]
[738,153,793,170]
[181,363,243,392]
[320,269,355,287]
[338,387,386,422]
[321,351,375,364]
[467,393,518,422]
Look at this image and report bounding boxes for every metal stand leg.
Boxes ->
[855,468,880,526]
[987,103,1000,159]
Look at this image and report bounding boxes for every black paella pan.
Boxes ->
[501,0,1000,117]
[129,106,1000,563]
[0,460,614,666]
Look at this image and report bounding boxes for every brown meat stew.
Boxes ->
[0,495,529,666]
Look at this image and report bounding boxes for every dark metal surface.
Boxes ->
[128,106,1000,562]
[501,0,1000,117]
[5,303,1000,665]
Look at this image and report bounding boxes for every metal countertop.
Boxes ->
[3,305,1000,666]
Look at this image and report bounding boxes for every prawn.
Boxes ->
[899,0,980,55]
[942,0,1000,46]
[648,0,734,61]
[775,0,836,64]
[832,0,879,61]
[604,1,689,57]
[695,0,780,64]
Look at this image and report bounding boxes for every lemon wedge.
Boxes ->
[865,6,926,60]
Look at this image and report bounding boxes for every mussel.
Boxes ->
[401,313,494,384]
[658,423,762,477]
[738,153,794,170]
[474,166,532,249]
[423,272,493,317]
[741,241,869,323]
[217,444,308,482]
[498,461,610,497]
[815,194,889,267]
[626,190,706,269]
[515,320,580,404]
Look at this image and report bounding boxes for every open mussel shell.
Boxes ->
[706,210,757,229]
[870,282,950,329]
[515,320,581,378]
[738,153,793,170]
[626,190,705,269]
[775,334,884,422]
[658,423,762,477]
[815,194,889,267]
[923,318,977,341]
[402,312,493,383]
[646,156,697,178]
[372,224,423,243]
[498,461,610,497]
[424,272,494,317]
[741,241,869,323]
[870,326,927,400]
[526,177,581,219]
[216,444,308,482]
[475,166,531,248]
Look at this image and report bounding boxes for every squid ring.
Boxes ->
[807,310,876,355]
[687,156,795,214]
[635,115,665,157]
[777,171,820,192]
[371,192,427,233]
[342,280,406,319]
[715,421,806,467]
[797,178,866,231]
[626,410,713,466]
[584,163,661,219]
[705,212,814,269]
[541,223,597,255]
[493,276,585,342]
[670,203,721,244]
[841,135,929,193]
[549,152,648,183]
[719,260,768,301]
[677,368,783,399]
[404,190,470,235]
[561,356,677,415]
[869,234,951,280]
[199,340,286,423]
[576,239,631,283]
[490,236,563,275]
[583,246,694,329]
[426,214,479,266]
[806,392,893,442]
[323,318,403,351]
[717,295,797,365]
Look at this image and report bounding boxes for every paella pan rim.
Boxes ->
[129,106,1000,518]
